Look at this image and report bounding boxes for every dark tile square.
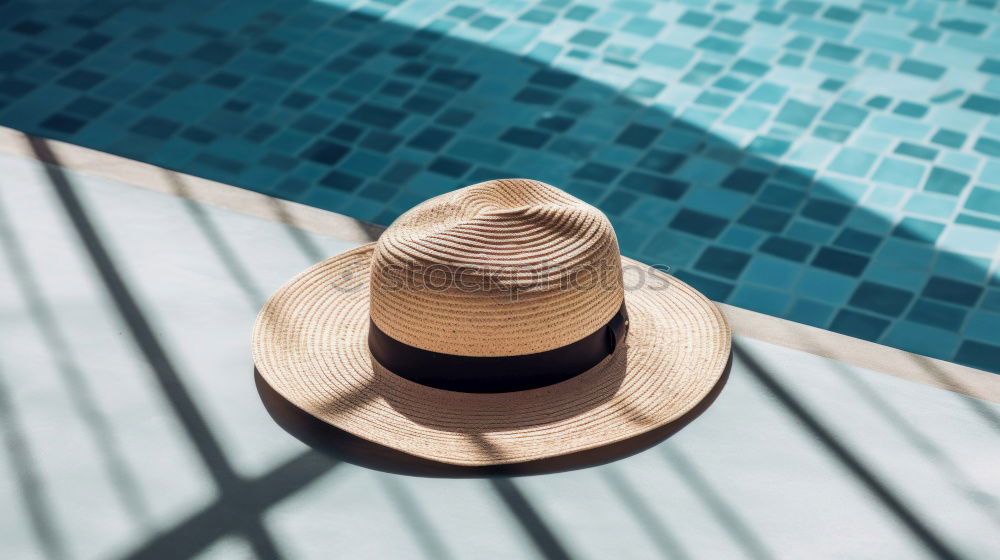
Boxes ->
[907,299,966,330]
[672,270,735,300]
[721,168,768,193]
[428,68,478,90]
[40,113,86,134]
[514,87,560,105]
[833,228,880,253]
[811,247,868,276]
[802,199,850,225]
[428,156,471,177]
[922,276,983,306]
[670,209,728,238]
[695,246,751,279]
[849,281,913,316]
[301,140,349,165]
[616,124,661,149]
[829,309,889,340]
[500,127,550,148]
[530,69,578,89]
[536,115,575,132]
[405,126,454,151]
[955,340,1000,371]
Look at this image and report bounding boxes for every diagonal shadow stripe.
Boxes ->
[0,362,69,560]
[826,359,1000,530]
[118,451,337,560]
[27,136,285,560]
[659,445,772,560]
[733,343,965,560]
[490,479,573,560]
[0,191,153,527]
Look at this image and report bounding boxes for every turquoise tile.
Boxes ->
[622,16,664,37]
[694,246,751,279]
[641,229,704,267]
[830,309,890,339]
[696,36,743,55]
[894,142,938,160]
[894,101,928,118]
[747,82,788,104]
[908,299,967,331]
[923,167,969,196]
[872,157,926,188]
[904,192,956,219]
[932,252,992,284]
[570,29,610,47]
[821,102,868,126]
[882,322,961,357]
[849,281,913,316]
[868,186,906,208]
[774,99,821,127]
[787,298,835,327]
[640,44,694,68]
[962,94,1000,116]
[723,105,769,130]
[898,58,945,79]
[728,284,790,315]
[828,147,877,176]
[964,186,1000,216]
[817,42,861,62]
[955,340,1000,371]
[796,268,857,304]
[743,255,801,289]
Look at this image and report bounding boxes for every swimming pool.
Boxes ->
[1,0,998,372]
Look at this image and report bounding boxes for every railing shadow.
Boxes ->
[27,137,304,560]
[0,177,153,528]
[733,341,964,560]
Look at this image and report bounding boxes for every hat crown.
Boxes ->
[369,179,624,357]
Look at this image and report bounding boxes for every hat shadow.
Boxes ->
[254,351,731,478]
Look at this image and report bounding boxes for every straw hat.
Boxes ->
[253,179,730,466]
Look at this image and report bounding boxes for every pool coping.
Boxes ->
[2,125,997,403]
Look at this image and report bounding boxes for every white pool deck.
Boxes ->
[1,129,999,559]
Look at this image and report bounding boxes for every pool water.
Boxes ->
[1,0,998,372]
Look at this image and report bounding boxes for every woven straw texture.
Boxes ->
[371,179,623,356]
[253,180,731,466]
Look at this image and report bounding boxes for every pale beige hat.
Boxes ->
[252,179,731,466]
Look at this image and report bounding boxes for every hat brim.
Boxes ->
[252,244,731,466]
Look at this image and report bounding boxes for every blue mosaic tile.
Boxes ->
[3,0,1000,374]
